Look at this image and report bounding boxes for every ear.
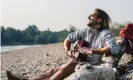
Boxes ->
[97,18,102,23]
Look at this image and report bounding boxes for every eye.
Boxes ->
[92,14,96,17]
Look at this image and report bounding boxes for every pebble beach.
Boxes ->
[1,43,70,80]
[1,41,133,80]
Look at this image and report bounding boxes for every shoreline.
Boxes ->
[1,37,120,53]
[1,42,63,53]
[1,45,42,53]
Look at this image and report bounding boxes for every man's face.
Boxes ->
[87,10,99,27]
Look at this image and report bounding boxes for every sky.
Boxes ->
[1,0,133,31]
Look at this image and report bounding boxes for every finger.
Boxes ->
[70,55,76,60]
[70,50,78,59]
[71,49,77,52]
[70,53,76,60]
[67,52,73,58]
[68,51,74,57]
[71,50,75,54]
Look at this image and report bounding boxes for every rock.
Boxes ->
[71,63,116,80]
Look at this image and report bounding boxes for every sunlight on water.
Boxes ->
[1,45,42,53]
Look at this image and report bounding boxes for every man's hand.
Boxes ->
[66,49,79,60]
[78,47,93,55]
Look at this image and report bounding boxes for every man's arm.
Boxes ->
[78,46,111,55]
[64,39,71,53]
[64,39,77,60]
[92,47,111,55]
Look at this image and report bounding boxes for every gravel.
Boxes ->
[1,43,69,80]
[1,42,133,80]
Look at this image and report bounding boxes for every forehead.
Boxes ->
[89,10,97,15]
[92,10,96,14]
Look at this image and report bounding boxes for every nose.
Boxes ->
[88,16,91,20]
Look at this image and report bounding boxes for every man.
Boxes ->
[7,8,119,80]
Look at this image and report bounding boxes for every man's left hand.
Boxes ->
[78,47,93,55]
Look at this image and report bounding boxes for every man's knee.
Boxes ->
[49,66,61,74]
[61,60,77,71]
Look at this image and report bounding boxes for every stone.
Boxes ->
[71,62,117,80]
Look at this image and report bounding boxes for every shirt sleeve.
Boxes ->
[103,30,119,54]
[66,29,83,43]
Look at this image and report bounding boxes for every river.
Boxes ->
[1,45,42,53]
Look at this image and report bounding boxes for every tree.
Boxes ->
[58,29,69,42]
[1,27,23,45]
[5,27,17,44]
[110,22,125,36]
[34,30,58,44]
[22,25,40,43]
[1,26,8,45]
[69,25,77,33]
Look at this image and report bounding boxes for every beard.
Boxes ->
[87,20,100,29]
[87,22,93,27]
[87,20,96,28]
[87,19,92,26]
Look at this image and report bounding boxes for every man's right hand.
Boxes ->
[66,49,78,60]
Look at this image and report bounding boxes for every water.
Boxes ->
[1,45,42,53]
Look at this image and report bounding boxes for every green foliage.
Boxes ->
[1,26,9,45]
[1,22,127,45]
[110,22,125,36]
[22,25,40,43]
[58,29,69,42]
[1,27,23,45]
[1,25,76,45]
[69,25,77,33]
[34,30,58,44]
[1,22,126,45]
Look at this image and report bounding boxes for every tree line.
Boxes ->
[1,25,77,46]
[1,22,126,46]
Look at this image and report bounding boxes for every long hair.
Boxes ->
[94,8,111,30]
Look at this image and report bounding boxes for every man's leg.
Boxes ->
[50,60,78,80]
[28,66,61,80]
[6,66,62,80]
[7,60,77,80]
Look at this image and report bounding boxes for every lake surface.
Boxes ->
[1,45,42,53]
